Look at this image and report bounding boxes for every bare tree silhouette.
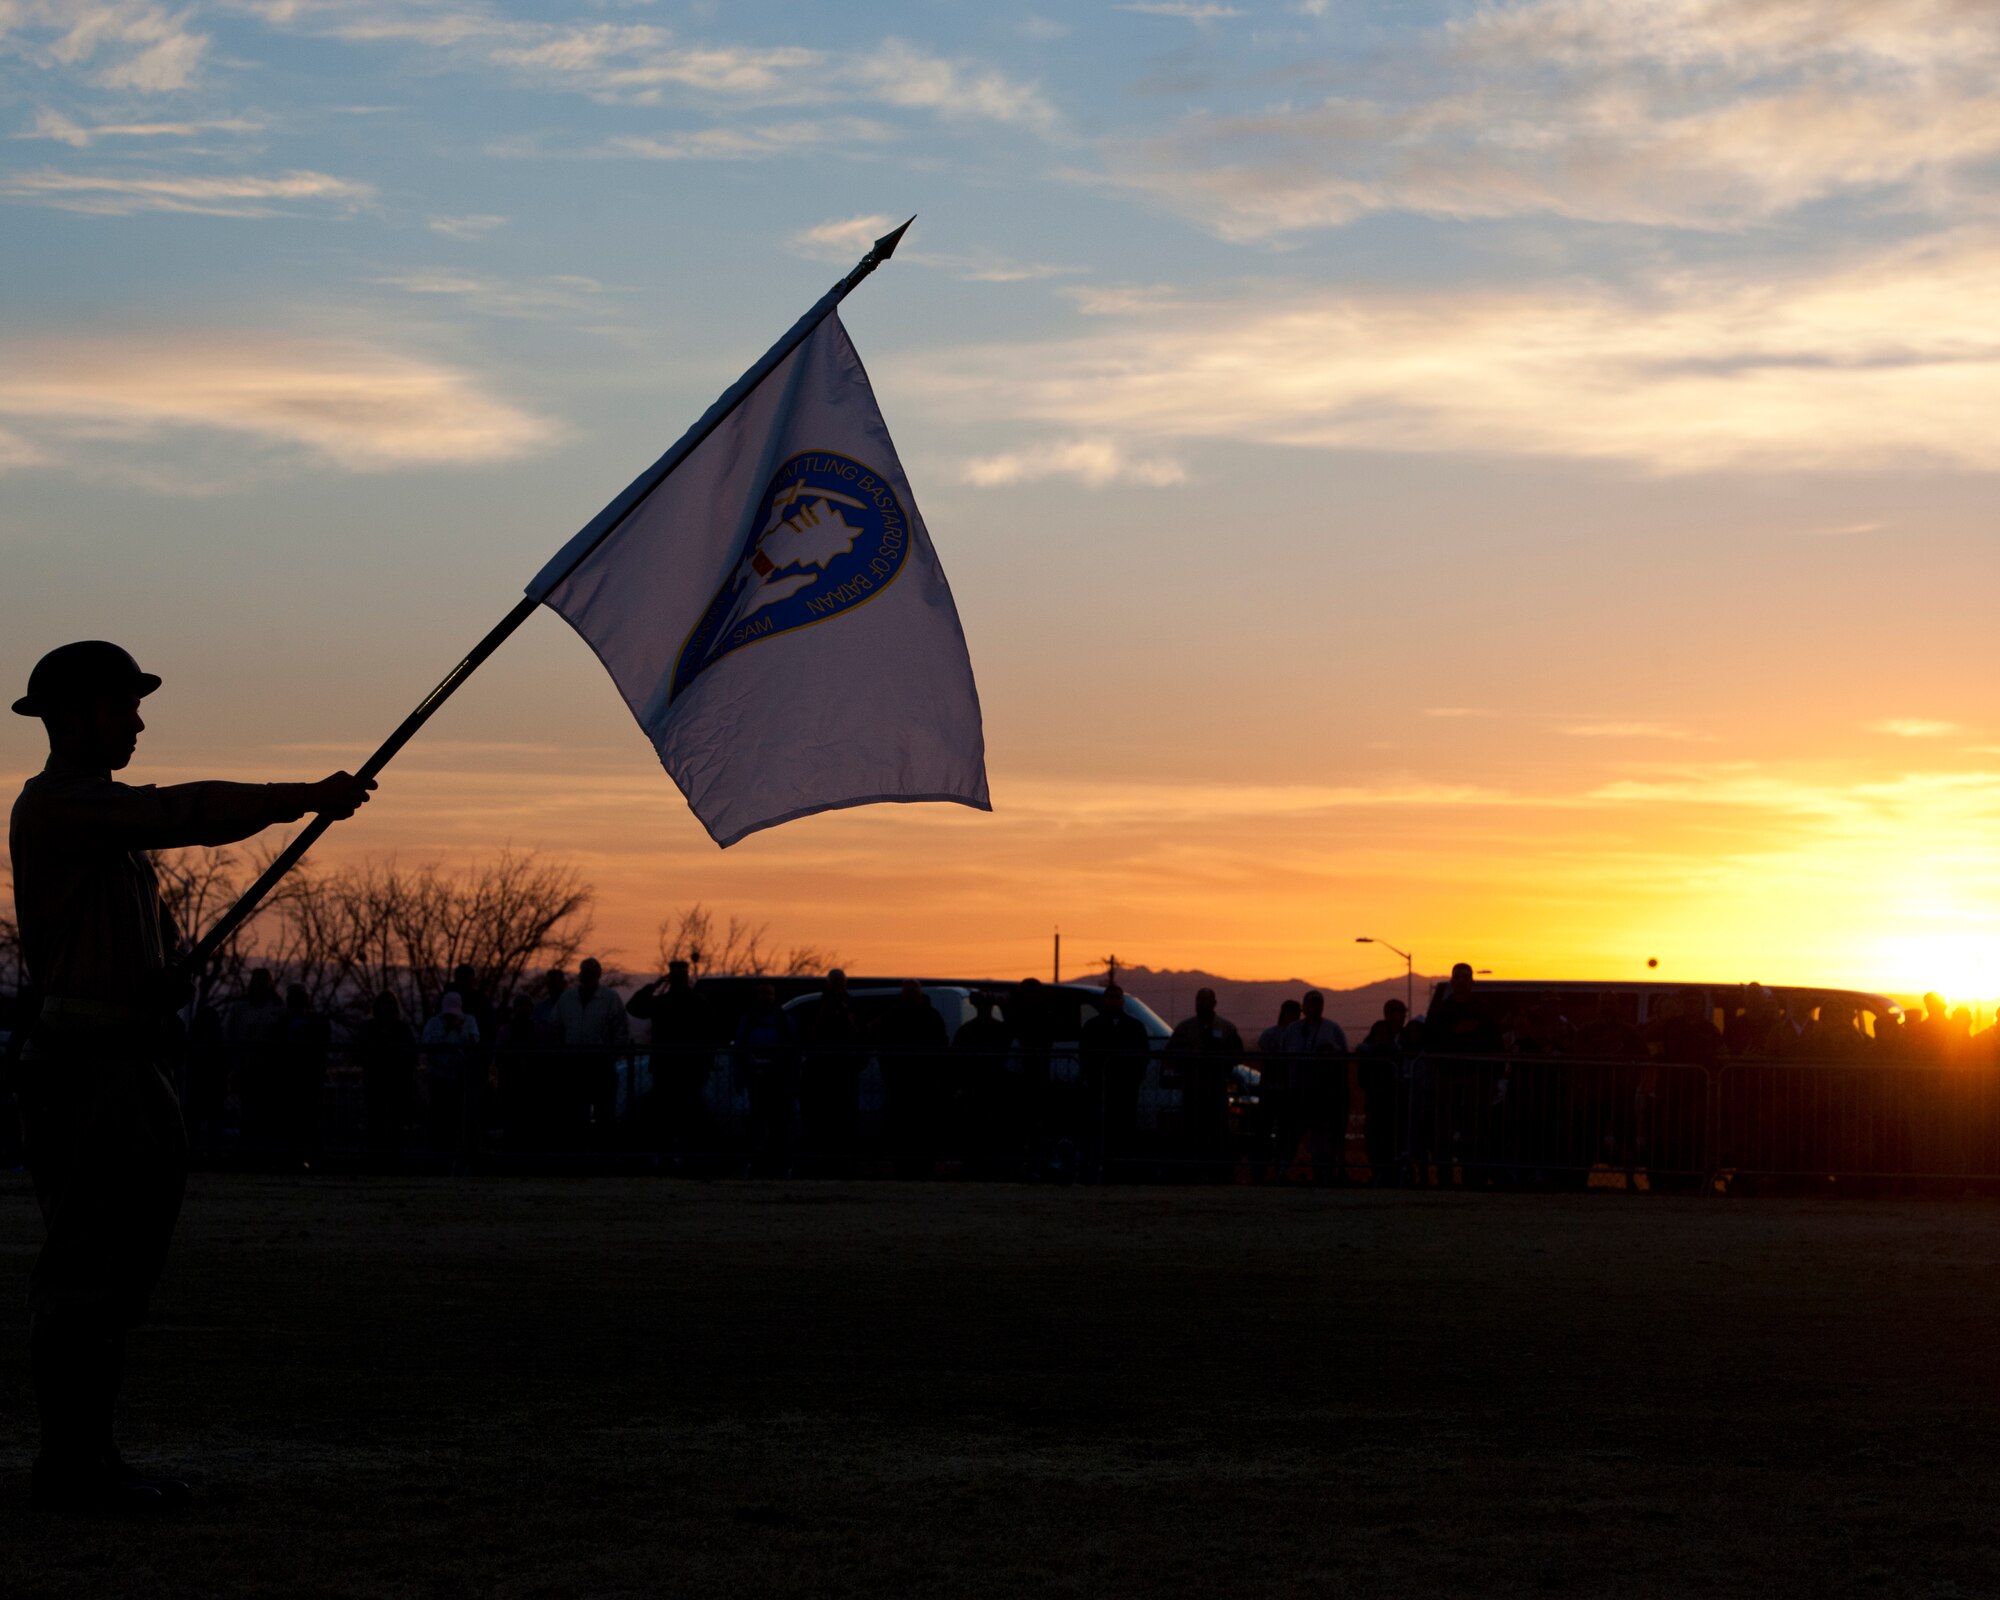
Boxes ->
[655,903,836,979]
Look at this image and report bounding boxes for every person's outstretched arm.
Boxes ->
[37,770,373,852]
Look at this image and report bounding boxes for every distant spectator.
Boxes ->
[450,963,497,1043]
[734,981,800,1177]
[495,992,547,1151]
[1647,991,1720,1067]
[1258,999,1302,1057]
[1948,1006,1976,1064]
[420,992,482,1155]
[1874,1008,1911,1062]
[1080,985,1151,1179]
[554,957,630,1141]
[627,959,718,1161]
[1356,998,1411,1186]
[1009,977,1057,1158]
[875,980,951,1175]
[796,969,866,1173]
[1725,984,1782,1057]
[278,984,330,1167]
[1764,992,1820,1060]
[1805,998,1868,1061]
[355,989,417,1162]
[1278,991,1349,1184]
[1254,998,1302,1177]
[1167,988,1244,1178]
[1572,995,1643,1062]
[1424,965,1502,1183]
[532,967,568,1038]
[954,992,1016,1173]
[224,967,287,1148]
[1426,964,1502,1055]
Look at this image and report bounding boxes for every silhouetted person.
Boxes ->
[450,963,496,1041]
[875,979,950,1175]
[495,992,546,1151]
[1647,991,1720,1067]
[1166,988,1243,1178]
[554,957,629,1141]
[420,992,481,1155]
[1804,998,1867,1061]
[1009,977,1056,1162]
[8,639,369,1513]
[795,969,864,1173]
[1874,1008,1912,1062]
[447,963,496,1136]
[1425,963,1500,1184]
[1427,963,1501,1054]
[1763,992,1820,1060]
[734,982,799,1176]
[1356,998,1411,1186]
[1254,998,1302,1176]
[223,967,285,1150]
[954,992,1015,1172]
[1079,984,1150,1178]
[531,967,568,1038]
[626,959,717,1162]
[1279,991,1349,1184]
[277,983,329,1167]
[355,989,417,1163]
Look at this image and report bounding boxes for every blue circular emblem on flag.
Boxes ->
[669,450,911,705]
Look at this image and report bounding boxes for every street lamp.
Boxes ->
[1355,936,1414,1014]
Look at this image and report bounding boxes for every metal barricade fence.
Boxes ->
[1712,1059,2000,1185]
[1402,1054,1713,1191]
[154,1037,2000,1188]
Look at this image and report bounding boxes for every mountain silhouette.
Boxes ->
[1070,964,1445,1036]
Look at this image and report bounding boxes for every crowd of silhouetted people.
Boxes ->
[16,957,1998,1185]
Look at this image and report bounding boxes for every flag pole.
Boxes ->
[178,218,916,978]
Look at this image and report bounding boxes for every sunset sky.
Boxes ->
[6,0,2000,999]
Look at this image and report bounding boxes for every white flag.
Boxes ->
[527,311,990,846]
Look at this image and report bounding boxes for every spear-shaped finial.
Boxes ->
[844,215,916,291]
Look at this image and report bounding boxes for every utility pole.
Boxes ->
[1053,926,1061,983]
[1099,953,1120,987]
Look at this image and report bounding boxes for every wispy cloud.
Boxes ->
[372,269,606,318]
[0,334,552,469]
[239,6,1058,129]
[1063,283,1185,315]
[0,426,49,473]
[1869,719,1962,738]
[425,211,506,238]
[1558,721,1712,741]
[1799,520,1891,538]
[912,252,1081,283]
[1102,0,2000,239]
[850,39,1058,131]
[1115,2,1243,18]
[2,0,210,92]
[0,166,372,216]
[16,107,261,146]
[906,232,2000,473]
[961,437,1187,488]
[789,213,895,258]
[605,117,896,161]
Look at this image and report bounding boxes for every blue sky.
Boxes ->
[7,0,2000,992]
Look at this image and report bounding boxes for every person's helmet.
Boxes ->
[12,640,161,717]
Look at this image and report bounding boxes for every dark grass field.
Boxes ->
[4,1177,2000,1599]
